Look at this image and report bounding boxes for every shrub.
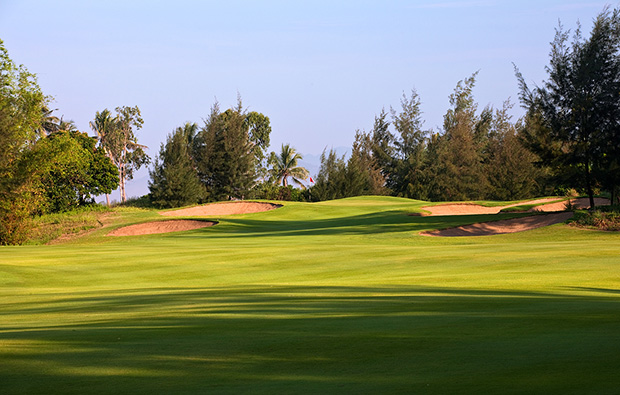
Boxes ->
[247,183,307,202]
[570,206,620,231]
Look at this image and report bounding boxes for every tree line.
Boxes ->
[0,39,150,244]
[311,74,543,202]
[148,97,310,207]
[1,6,618,244]
[312,7,620,206]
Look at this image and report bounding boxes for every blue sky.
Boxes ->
[0,0,612,198]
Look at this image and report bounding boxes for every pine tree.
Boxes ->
[516,7,620,207]
[390,89,429,199]
[485,101,542,200]
[430,73,488,201]
[149,123,205,208]
[194,101,256,201]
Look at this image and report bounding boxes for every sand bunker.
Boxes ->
[421,198,558,216]
[422,197,610,216]
[160,202,282,217]
[532,197,610,212]
[422,212,574,237]
[108,220,217,236]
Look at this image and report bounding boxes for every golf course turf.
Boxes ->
[1,196,619,393]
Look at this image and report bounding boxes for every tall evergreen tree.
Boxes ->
[149,122,205,208]
[194,101,258,201]
[349,130,387,196]
[371,109,396,191]
[390,89,429,198]
[516,7,620,207]
[430,73,488,201]
[485,101,543,200]
[311,148,348,201]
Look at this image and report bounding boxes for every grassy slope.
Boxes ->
[1,196,620,394]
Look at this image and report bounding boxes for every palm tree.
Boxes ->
[37,105,60,138]
[58,117,78,133]
[269,144,309,188]
[90,109,116,206]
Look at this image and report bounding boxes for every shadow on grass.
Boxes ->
[179,211,536,239]
[2,285,620,394]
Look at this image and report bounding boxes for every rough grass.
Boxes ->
[26,205,110,245]
[571,206,620,231]
[1,196,620,394]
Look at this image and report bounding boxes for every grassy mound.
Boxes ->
[27,205,110,244]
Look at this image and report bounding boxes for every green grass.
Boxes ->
[1,196,620,394]
[26,205,111,245]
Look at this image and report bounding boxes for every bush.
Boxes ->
[570,206,620,231]
[247,183,307,202]
[120,195,155,209]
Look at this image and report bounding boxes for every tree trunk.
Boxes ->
[585,165,595,209]
[119,163,126,203]
[105,194,110,207]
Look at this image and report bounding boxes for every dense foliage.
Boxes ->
[0,39,124,244]
[36,130,118,213]
[516,7,620,207]
[1,39,48,244]
[571,206,620,231]
[148,100,276,207]
[312,76,544,202]
[3,6,620,242]
[149,123,205,208]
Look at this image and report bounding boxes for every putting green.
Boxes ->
[1,196,619,394]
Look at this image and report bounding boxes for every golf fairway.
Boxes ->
[1,196,619,394]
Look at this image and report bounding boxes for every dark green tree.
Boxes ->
[389,89,430,199]
[516,7,620,207]
[192,99,273,201]
[371,109,396,191]
[485,101,543,200]
[429,73,489,201]
[149,122,205,208]
[310,134,386,202]
[348,130,387,196]
[310,148,348,201]
[194,101,255,201]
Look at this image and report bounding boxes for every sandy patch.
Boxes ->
[422,212,574,237]
[421,198,559,216]
[532,197,610,212]
[160,202,282,217]
[108,220,217,236]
